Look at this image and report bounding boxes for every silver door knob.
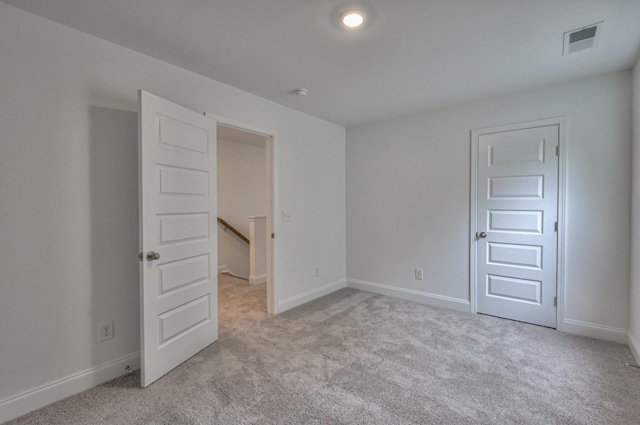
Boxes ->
[478,232,487,239]
[146,251,160,261]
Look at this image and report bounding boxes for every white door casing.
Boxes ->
[471,120,563,328]
[139,91,218,387]
[205,113,276,314]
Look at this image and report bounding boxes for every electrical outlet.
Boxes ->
[415,268,424,280]
[282,211,291,222]
[99,321,114,342]
[314,266,320,278]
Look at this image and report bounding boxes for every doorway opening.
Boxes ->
[139,92,277,387]
[214,120,275,328]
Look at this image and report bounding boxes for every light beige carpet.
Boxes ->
[6,276,640,424]
[218,272,267,329]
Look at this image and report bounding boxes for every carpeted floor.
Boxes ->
[218,273,267,328]
[6,275,640,424]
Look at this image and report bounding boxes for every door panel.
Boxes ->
[487,243,542,269]
[487,275,541,304]
[476,125,558,328]
[139,90,218,387]
[488,175,544,199]
[488,210,543,234]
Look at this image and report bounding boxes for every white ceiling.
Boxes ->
[3,0,640,127]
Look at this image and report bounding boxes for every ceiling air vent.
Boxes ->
[563,22,603,56]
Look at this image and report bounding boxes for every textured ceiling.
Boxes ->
[3,0,640,127]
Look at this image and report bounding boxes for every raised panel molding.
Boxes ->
[158,254,210,296]
[489,139,544,165]
[158,213,209,245]
[158,295,211,345]
[487,243,542,269]
[488,210,543,234]
[486,274,542,305]
[488,175,544,199]
[158,165,209,197]
[158,114,209,156]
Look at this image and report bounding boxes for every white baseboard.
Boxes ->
[562,319,628,344]
[628,332,640,364]
[277,279,347,313]
[0,352,140,424]
[249,274,267,285]
[217,264,229,274]
[347,278,470,312]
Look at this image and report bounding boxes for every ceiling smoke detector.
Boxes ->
[294,88,308,97]
[563,22,604,56]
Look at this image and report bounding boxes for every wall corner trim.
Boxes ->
[277,278,347,313]
[347,278,470,312]
[249,274,267,285]
[628,332,640,364]
[0,351,140,424]
[562,318,628,344]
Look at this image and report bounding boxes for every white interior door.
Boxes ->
[475,124,559,328]
[139,90,218,387]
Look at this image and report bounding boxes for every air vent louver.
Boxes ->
[563,22,603,56]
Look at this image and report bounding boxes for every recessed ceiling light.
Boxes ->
[342,11,364,28]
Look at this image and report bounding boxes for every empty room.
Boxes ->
[1,1,640,424]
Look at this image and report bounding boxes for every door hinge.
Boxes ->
[271,233,275,239]
[554,296,557,307]
[556,146,559,157]
[554,222,558,232]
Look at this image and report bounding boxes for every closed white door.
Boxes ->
[139,91,218,387]
[475,124,559,328]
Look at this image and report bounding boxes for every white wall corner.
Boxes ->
[628,332,640,364]
[277,279,347,313]
[562,319,628,344]
[347,279,470,313]
[0,352,140,424]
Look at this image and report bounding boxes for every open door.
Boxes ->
[139,91,218,387]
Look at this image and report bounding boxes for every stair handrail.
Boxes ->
[217,217,250,245]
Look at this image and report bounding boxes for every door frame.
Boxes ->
[469,117,567,331]
[206,113,277,314]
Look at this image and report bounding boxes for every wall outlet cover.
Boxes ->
[99,321,114,342]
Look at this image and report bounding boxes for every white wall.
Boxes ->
[630,57,640,363]
[0,3,346,422]
[347,71,632,342]
[217,139,266,278]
